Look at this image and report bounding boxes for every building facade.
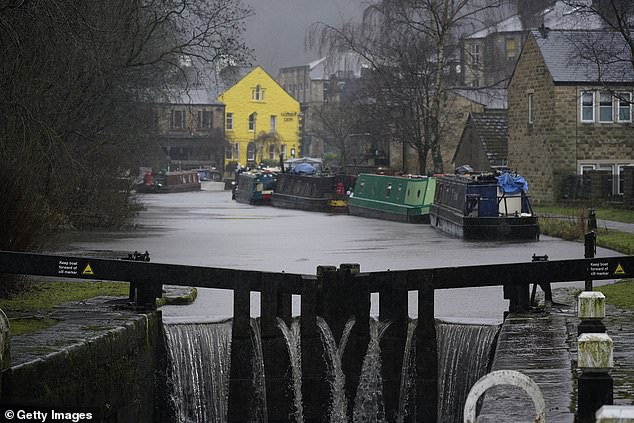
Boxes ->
[154,89,226,171]
[218,67,301,169]
[508,29,634,204]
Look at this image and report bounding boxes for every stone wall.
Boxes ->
[1,312,162,423]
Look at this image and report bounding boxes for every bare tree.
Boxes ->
[562,0,634,73]
[309,0,506,174]
[0,0,253,253]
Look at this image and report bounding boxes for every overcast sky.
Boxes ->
[245,0,363,74]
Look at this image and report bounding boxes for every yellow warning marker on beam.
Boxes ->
[614,263,625,276]
[82,263,94,275]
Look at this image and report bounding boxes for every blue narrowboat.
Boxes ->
[348,174,436,223]
[429,172,539,240]
[233,170,277,205]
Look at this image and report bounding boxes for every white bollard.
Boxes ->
[596,405,634,422]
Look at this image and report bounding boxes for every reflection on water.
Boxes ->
[57,191,596,323]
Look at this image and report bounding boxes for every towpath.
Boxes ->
[476,288,634,422]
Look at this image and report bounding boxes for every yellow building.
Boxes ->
[218,66,301,169]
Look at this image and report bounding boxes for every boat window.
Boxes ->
[359,180,365,194]
[386,184,392,197]
[417,189,421,198]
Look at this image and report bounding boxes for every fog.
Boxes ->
[245,0,363,74]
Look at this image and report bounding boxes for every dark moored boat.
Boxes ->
[429,172,539,240]
[348,173,436,223]
[271,172,349,213]
[136,170,201,193]
[233,170,277,205]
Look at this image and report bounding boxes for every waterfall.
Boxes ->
[163,317,500,423]
[163,321,232,423]
[316,316,356,423]
[250,318,268,423]
[277,317,303,423]
[436,321,500,423]
[352,318,391,423]
[396,319,418,423]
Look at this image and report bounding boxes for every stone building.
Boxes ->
[453,109,508,172]
[154,89,226,171]
[508,28,634,204]
[461,1,603,88]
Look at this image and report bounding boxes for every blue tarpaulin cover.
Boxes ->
[496,172,528,194]
[289,163,317,175]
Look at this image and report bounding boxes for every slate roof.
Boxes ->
[532,29,634,84]
[459,110,508,166]
[451,88,508,110]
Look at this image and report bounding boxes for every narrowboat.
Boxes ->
[136,170,201,193]
[233,170,277,205]
[429,172,539,240]
[271,172,341,212]
[347,173,436,223]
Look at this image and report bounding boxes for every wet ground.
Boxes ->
[54,190,622,324]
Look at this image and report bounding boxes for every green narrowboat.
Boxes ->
[348,174,436,223]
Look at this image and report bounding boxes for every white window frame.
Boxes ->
[233,142,239,160]
[599,92,614,123]
[226,112,233,130]
[270,115,277,133]
[617,92,632,122]
[247,142,256,161]
[580,91,595,122]
[281,144,287,160]
[269,144,276,160]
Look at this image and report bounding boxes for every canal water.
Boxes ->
[55,190,616,324]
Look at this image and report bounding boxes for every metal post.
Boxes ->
[585,232,597,291]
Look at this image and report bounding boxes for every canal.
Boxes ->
[54,190,616,323]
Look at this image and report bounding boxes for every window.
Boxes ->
[599,92,613,122]
[198,110,212,129]
[528,93,534,124]
[581,91,594,122]
[269,144,276,160]
[506,38,517,60]
[249,113,256,132]
[225,145,232,160]
[251,85,264,101]
[233,143,239,160]
[281,144,287,159]
[470,43,480,65]
[618,92,631,122]
[471,79,480,88]
[247,142,256,161]
[226,112,233,130]
[170,110,185,129]
[270,115,277,133]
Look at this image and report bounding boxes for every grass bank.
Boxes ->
[536,205,634,309]
[536,206,634,255]
[1,280,129,336]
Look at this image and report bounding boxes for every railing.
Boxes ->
[1,250,632,422]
